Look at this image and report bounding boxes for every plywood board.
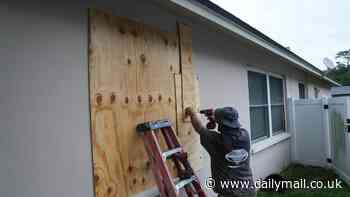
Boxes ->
[89,9,202,196]
[177,23,203,171]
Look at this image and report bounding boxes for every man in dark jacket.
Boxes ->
[185,107,256,197]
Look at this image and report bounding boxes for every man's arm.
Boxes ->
[185,107,217,155]
[185,107,206,135]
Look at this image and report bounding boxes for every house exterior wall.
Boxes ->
[0,1,93,197]
[307,75,332,99]
[0,1,332,197]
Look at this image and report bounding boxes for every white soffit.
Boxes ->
[166,0,340,86]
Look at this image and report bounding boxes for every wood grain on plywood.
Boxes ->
[89,9,129,197]
[89,9,202,196]
[177,23,202,171]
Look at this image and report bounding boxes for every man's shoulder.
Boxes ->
[238,128,250,141]
[200,128,221,138]
[199,128,221,146]
[239,128,249,135]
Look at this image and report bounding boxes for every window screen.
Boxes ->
[269,76,285,134]
[248,71,270,140]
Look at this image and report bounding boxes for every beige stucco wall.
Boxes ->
[307,75,332,99]
[191,25,329,183]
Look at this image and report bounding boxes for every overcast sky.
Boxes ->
[211,0,350,70]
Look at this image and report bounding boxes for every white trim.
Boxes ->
[282,77,288,135]
[252,132,291,154]
[266,75,273,138]
[250,104,269,108]
[246,65,284,79]
[271,103,284,106]
[166,0,340,86]
[268,72,285,80]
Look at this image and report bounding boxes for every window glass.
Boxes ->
[299,83,306,99]
[248,71,269,140]
[250,107,270,140]
[248,71,286,141]
[269,76,284,104]
[269,76,285,134]
[248,71,268,105]
[271,106,285,133]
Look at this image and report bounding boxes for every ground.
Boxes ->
[258,164,350,197]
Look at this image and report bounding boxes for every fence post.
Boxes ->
[322,97,332,165]
[288,97,297,162]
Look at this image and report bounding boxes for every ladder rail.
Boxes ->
[142,130,178,197]
[161,127,197,196]
[137,120,207,197]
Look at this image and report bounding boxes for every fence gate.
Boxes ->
[289,97,350,184]
[329,97,350,183]
[289,99,329,167]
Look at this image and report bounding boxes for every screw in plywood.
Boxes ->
[110,93,116,104]
[128,165,133,173]
[107,187,113,194]
[140,54,146,64]
[96,93,102,105]
[137,95,142,104]
[94,174,100,185]
[188,56,192,63]
[145,161,151,169]
[148,95,153,103]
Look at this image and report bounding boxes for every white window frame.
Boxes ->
[247,67,291,153]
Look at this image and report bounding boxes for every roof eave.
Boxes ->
[166,0,341,87]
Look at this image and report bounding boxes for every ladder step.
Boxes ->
[136,119,172,133]
[162,147,183,159]
[175,176,196,191]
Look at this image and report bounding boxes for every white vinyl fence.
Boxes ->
[288,97,350,184]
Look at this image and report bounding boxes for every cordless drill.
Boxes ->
[199,109,216,129]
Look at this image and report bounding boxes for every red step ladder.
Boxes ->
[136,119,206,197]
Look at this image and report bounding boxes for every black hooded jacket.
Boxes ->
[199,125,254,194]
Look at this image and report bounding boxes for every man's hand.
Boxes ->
[185,107,195,117]
[185,107,205,134]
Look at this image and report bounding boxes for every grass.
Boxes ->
[258,164,350,197]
